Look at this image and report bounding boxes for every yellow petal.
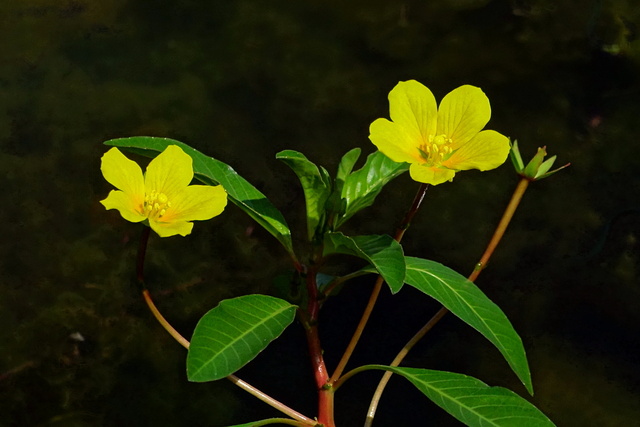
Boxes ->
[437,85,491,149]
[369,118,421,164]
[389,80,438,146]
[144,145,194,198]
[409,163,456,185]
[100,190,147,223]
[443,130,510,171]
[149,219,194,238]
[101,147,145,197]
[161,185,228,223]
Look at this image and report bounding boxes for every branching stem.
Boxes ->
[330,183,429,384]
[364,177,531,426]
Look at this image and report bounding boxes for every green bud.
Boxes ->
[510,141,569,181]
[522,146,548,178]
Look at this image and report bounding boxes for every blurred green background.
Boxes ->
[1,0,639,426]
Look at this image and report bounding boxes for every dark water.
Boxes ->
[1,1,639,426]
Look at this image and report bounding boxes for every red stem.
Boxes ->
[302,266,334,427]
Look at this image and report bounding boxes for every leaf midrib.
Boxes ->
[191,302,293,379]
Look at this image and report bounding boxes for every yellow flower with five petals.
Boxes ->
[369,80,510,185]
[100,145,227,237]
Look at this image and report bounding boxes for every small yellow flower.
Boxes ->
[100,145,227,237]
[369,80,510,185]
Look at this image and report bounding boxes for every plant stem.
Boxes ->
[142,289,190,349]
[329,183,429,384]
[136,230,316,426]
[304,321,333,425]
[364,177,530,426]
[301,263,335,427]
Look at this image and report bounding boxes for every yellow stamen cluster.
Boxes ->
[144,191,172,218]
[419,134,453,165]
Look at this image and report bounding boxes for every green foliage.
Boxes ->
[336,151,409,228]
[367,366,555,427]
[105,137,296,257]
[186,295,296,382]
[335,148,362,186]
[101,124,552,426]
[404,257,533,394]
[276,150,332,240]
[323,232,405,293]
[277,148,407,243]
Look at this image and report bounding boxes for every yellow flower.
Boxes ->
[100,145,227,237]
[369,80,510,185]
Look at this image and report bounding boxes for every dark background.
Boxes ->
[1,1,639,426]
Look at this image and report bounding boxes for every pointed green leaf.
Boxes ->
[534,162,570,180]
[323,232,405,293]
[404,257,533,394]
[186,295,296,382]
[509,140,525,172]
[523,147,547,178]
[335,147,361,185]
[368,366,555,427]
[105,137,295,256]
[536,155,556,177]
[276,150,332,240]
[336,151,409,228]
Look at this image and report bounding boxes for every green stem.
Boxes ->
[329,183,429,384]
[364,177,531,427]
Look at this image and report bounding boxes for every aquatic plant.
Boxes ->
[100,80,567,427]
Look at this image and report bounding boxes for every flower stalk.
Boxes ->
[364,176,531,426]
[330,183,429,384]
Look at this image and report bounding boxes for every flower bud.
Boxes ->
[510,140,569,181]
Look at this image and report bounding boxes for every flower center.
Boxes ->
[144,191,172,219]
[418,134,453,166]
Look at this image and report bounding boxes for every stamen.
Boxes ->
[144,190,171,219]
[419,134,453,165]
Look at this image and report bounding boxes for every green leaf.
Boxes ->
[186,294,296,382]
[323,232,405,293]
[105,137,295,256]
[509,140,525,172]
[336,150,409,228]
[276,150,331,240]
[404,257,533,394]
[335,147,361,185]
[367,366,555,427]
